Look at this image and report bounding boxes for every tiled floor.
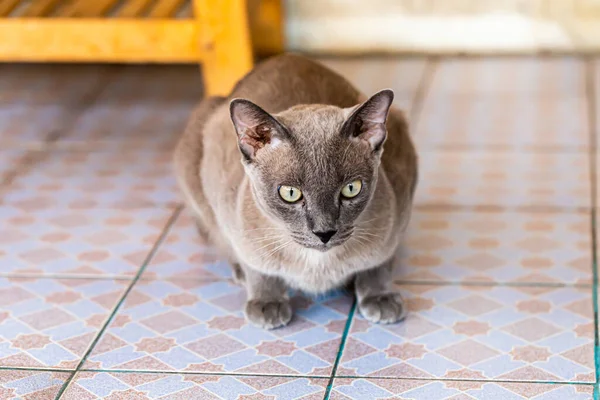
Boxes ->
[0,57,597,399]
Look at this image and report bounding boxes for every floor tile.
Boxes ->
[64,372,327,400]
[318,57,426,110]
[416,151,590,209]
[415,95,588,150]
[0,64,112,105]
[0,277,129,368]
[141,211,230,281]
[59,102,193,150]
[339,284,594,382]
[0,205,174,277]
[0,104,73,144]
[96,65,203,105]
[396,210,591,285]
[331,378,593,400]
[85,279,352,376]
[0,150,28,180]
[431,57,584,96]
[0,369,71,400]
[3,150,179,208]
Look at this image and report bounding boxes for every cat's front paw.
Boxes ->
[358,292,406,324]
[245,299,292,329]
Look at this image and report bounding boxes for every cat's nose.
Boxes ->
[313,230,337,244]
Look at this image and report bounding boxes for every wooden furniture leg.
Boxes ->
[195,0,254,96]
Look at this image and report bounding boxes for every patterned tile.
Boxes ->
[96,65,203,105]
[416,151,590,209]
[64,372,327,400]
[0,64,111,105]
[318,57,426,110]
[0,277,129,368]
[3,150,179,208]
[0,205,173,277]
[396,210,591,284]
[0,370,71,400]
[85,279,352,375]
[339,285,594,382]
[415,95,588,150]
[431,57,584,96]
[59,102,193,150]
[331,378,593,400]
[0,104,73,144]
[141,211,230,281]
[0,150,28,179]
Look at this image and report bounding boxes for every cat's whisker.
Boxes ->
[353,234,377,246]
[353,230,384,239]
[351,235,371,251]
[263,240,293,258]
[245,234,285,243]
[253,238,285,254]
[358,216,391,225]
[241,227,287,233]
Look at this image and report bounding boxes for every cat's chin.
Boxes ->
[293,240,346,252]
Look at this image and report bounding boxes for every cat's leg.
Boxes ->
[243,266,292,329]
[354,260,406,324]
[231,263,245,283]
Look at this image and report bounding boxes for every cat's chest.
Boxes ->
[279,245,391,293]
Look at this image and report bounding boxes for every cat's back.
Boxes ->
[229,54,362,113]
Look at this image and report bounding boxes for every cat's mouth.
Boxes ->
[291,231,352,251]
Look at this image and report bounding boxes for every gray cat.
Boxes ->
[174,54,417,329]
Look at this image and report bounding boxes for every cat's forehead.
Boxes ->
[276,104,350,141]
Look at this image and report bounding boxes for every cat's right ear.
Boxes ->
[230,99,288,162]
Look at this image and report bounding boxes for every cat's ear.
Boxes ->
[230,99,288,161]
[342,89,394,152]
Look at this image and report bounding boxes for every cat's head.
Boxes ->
[230,90,394,251]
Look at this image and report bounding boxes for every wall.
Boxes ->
[285,0,600,53]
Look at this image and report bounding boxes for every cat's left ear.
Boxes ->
[342,89,394,152]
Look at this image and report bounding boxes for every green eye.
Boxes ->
[279,185,303,203]
[341,180,362,198]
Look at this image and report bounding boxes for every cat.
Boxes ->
[174,54,417,329]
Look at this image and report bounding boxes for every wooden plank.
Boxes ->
[117,0,154,17]
[21,0,61,17]
[195,0,253,95]
[0,0,21,17]
[248,0,284,56]
[60,0,120,17]
[0,19,200,62]
[149,0,185,18]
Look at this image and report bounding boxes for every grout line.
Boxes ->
[0,366,75,372]
[324,55,439,400]
[324,299,357,400]
[392,279,592,289]
[54,206,183,400]
[79,369,331,379]
[334,375,596,386]
[0,69,119,201]
[585,57,600,388]
[1,274,590,288]
[0,274,135,281]
[413,203,592,215]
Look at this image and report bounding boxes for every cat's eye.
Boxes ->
[341,180,362,199]
[279,185,303,203]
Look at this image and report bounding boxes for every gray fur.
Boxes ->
[174,54,418,328]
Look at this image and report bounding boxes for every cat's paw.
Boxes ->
[358,292,406,324]
[245,299,292,329]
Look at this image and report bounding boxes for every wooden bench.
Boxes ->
[0,0,283,95]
